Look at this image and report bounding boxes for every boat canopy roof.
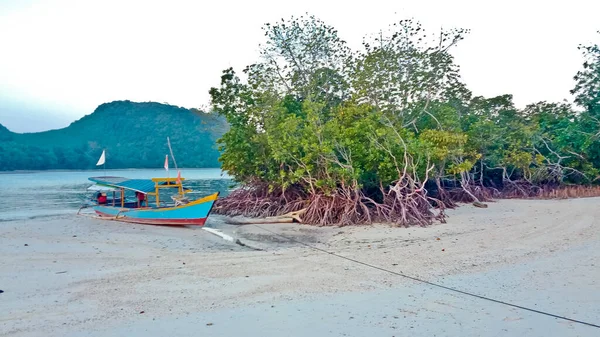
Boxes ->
[88,176,185,194]
[87,184,118,192]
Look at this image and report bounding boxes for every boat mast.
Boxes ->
[167,136,182,193]
[167,137,179,170]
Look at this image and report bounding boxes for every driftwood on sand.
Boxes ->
[224,208,307,225]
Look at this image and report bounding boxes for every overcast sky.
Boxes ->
[0,0,598,133]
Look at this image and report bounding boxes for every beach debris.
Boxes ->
[206,323,213,326]
[436,237,441,240]
[72,235,77,237]
[442,249,446,252]
[225,208,307,225]
[56,271,67,274]
[24,244,28,246]
[0,290,4,294]
[139,311,145,314]
[473,201,488,208]
[202,227,235,242]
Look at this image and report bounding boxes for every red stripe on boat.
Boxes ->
[94,211,207,226]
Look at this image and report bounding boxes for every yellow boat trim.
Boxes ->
[151,177,186,182]
[145,192,219,212]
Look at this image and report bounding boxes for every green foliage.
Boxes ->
[211,14,600,203]
[0,101,227,171]
[572,31,600,111]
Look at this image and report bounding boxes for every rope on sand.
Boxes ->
[251,224,600,330]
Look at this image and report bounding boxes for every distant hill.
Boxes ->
[0,100,228,170]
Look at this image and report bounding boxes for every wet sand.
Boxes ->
[1,198,599,336]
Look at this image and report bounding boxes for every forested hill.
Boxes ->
[0,100,228,170]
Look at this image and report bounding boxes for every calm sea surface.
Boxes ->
[0,169,233,221]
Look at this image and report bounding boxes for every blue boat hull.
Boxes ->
[93,192,218,226]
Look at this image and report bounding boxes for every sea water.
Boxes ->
[0,168,234,221]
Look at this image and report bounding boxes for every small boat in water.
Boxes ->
[82,175,218,226]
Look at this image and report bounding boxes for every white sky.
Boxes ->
[0,0,598,132]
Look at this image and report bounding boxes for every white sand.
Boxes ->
[1,198,599,336]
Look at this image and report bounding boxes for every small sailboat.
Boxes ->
[81,147,219,226]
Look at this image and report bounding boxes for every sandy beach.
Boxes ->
[1,198,599,336]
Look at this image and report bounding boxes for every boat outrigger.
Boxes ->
[81,176,219,226]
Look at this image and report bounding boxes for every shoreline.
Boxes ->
[0,167,226,174]
[1,197,599,336]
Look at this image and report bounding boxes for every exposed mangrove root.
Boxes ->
[446,185,498,203]
[215,180,445,227]
[537,185,600,199]
[496,181,544,199]
[213,185,308,219]
[484,180,600,199]
[446,181,600,202]
[215,178,600,227]
[434,179,458,209]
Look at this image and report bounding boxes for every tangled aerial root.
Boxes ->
[214,180,600,227]
[213,185,307,218]
[532,185,600,199]
[432,182,600,203]
[490,182,600,199]
[214,181,445,227]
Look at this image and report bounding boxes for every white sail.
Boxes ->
[96,150,106,166]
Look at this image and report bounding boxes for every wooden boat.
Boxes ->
[85,176,218,226]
